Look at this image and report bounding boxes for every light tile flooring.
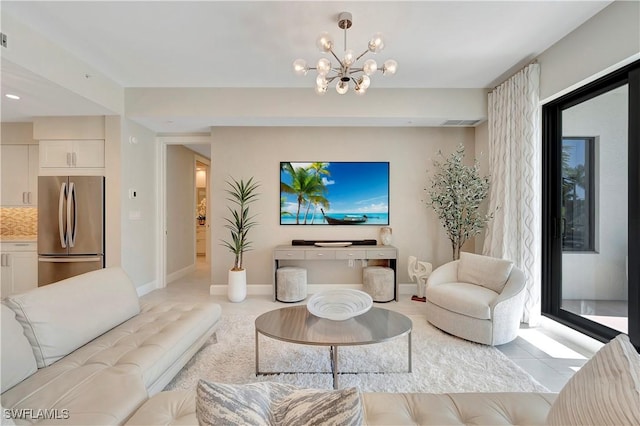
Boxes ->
[148,257,603,393]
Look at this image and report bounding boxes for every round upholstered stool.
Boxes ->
[276,267,307,302]
[363,266,394,302]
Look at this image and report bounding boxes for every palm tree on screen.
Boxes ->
[281,164,327,224]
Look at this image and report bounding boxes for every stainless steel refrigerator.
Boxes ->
[38,176,105,286]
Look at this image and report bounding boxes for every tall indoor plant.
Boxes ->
[426,144,493,260]
[221,176,260,302]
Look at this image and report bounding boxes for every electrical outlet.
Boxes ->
[348,259,354,267]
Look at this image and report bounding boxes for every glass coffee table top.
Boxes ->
[255,305,412,388]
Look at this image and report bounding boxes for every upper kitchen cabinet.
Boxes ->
[1,145,39,206]
[39,140,104,174]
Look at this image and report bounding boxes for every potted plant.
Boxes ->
[426,144,494,260]
[221,176,260,302]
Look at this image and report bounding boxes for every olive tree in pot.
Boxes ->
[221,176,260,302]
[426,144,494,260]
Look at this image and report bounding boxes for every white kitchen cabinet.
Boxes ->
[196,226,206,255]
[0,145,38,206]
[39,139,104,169]
[0,242,38,297]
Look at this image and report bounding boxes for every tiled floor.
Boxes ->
[148,257,603,393]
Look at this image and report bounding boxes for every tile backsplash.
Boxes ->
[0,207,38,236]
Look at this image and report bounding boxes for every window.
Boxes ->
[542,59,640,349]
[561,137,595,251]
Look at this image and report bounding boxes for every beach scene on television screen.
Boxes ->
[280,162,389,225]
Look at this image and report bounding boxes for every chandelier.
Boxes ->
[293,12,397,95]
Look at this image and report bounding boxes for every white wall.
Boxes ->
[538,0,640,102]
[562,86,628,300]
[209,126,475,287]
[166,145,196,279]
[121,119,157,288]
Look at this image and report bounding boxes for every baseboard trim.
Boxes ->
[167,264,196,284]
[136,280,158,297]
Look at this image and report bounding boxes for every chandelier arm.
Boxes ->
[348,68,364,74]
[351,77,362,90]
[355,50,370,62]
[329,49,343,66]
[326,76,338,83]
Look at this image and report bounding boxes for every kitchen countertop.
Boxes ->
[0,235,38,242]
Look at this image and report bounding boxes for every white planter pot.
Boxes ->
[228,269,247,302]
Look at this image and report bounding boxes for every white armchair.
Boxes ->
[425,252,526,346]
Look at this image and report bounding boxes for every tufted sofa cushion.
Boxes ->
[125,390,557,425]
[1,300,221,423]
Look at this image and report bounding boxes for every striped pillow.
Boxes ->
[547,333,640,425]
[196,380,363,426]
[274,386,363,426]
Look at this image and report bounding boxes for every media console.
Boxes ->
[273,244,398,302]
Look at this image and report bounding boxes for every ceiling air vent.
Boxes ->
[441,119,481,127]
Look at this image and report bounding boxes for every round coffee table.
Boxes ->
[255,305,412,389]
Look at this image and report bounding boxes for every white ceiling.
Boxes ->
[0,1,612,129]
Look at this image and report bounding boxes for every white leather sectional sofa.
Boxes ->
[126,388,557,425]
[1,267,221,425]
[3,266,638,425]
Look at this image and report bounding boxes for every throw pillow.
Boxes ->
[196,380,363,426]
[196,381,296,426]
[547,333,640,426]
[274,386,363,426]
[1,304,37,393]
[458,252,513,293]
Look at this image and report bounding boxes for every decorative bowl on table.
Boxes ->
[306,289,373,321]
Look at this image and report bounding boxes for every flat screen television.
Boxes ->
[280,162,389,225]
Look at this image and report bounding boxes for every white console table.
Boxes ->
[273,245,398,302]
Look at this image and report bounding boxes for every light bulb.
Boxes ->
[363,59,377,75]
[355,85,367,95]
[336,80,349,95]
[359,75,371,89]
[368,32,385,53]
[316,32,334,53]
[293,59,309,76]
[315,85,328,95]
[317,58,331,76]
[316,75,328,87]
[382,59,398,75]
[343,49,355,66]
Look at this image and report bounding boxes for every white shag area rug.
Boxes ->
[165,314,549,393]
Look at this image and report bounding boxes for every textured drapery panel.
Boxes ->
[483,63,541,326]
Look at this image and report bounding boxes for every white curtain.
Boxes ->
[483,63,541,326]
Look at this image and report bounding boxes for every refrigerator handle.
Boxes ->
[68,182,77,248]
[59,182,67,248]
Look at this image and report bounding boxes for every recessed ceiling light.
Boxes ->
[5,94,20,100]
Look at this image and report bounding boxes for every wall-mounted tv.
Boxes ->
[280,162,389,225]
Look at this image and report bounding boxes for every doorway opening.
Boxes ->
[157,135,213,289]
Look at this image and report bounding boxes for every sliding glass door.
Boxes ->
[542,61,639,349]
